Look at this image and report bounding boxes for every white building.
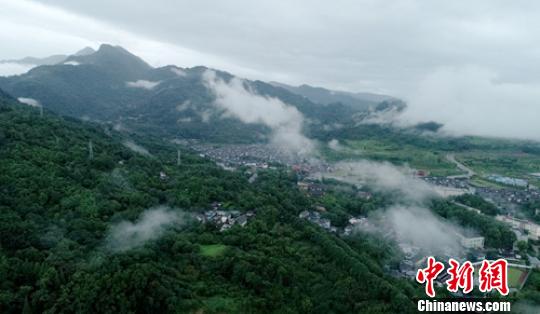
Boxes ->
[458,235,485,249]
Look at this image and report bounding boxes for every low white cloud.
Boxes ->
[126,79,160,90]
[401,66,540,140]
[171,67,186,76]
[17,97,41,107]
[177,117,192,123]
[176,100,191,112]
[328,138,342,151]
[63,60,80,66]
[0,63,34,76]
[106,207,184,252]
[203,70,314,156]
[122,140,151,157]
[329,160,436,203]
[383,206,464,256]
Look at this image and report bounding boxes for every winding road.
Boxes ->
[446,154,475,179]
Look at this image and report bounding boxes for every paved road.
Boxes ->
[446,154,475,179]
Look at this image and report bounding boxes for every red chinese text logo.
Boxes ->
[478,259,509,296]
[416,257,508,297]
[446,258,474,294]
[416,256,445,297]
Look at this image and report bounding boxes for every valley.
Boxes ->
[1,44,540,313]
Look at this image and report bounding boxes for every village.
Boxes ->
[189,143,303,168]
[188,143,540,292]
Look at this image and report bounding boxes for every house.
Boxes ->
[458,235,485,249]
[297,181,310,191]
[159,171,168,180]
[318,218,331,229]
[236,215,248,227]
[308,184,325,197]
[453,230,484,249]
[195,214,205,222]
[357,191,372,200]
[220,224,232,232]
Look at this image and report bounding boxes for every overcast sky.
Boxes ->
[1,0,539,139]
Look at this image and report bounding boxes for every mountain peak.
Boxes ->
[96,43,130,54]
[65,43,152,80]
[74,46,95,56]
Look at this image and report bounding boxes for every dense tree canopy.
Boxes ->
[0,96,422,313]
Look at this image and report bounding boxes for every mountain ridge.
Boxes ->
[0,47,96,66]
[0,45,425,148]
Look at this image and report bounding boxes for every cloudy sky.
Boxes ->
[1,0,539,139]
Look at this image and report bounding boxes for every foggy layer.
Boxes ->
[328,160,471,255]
[106,206,184,252]
[125,79,160,90]
[383,206,463,256]
[400,66,540,140]
[203,70,315,156]
[0,63,35,76]
[17,97,41,107]
[2,1,539,140]
[329,160,437,203]
[122,140,152,157]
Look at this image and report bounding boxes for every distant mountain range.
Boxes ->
[0,44,407,144]
[270,82,395,111]
[0,47,95,66]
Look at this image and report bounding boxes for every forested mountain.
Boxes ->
[0,91,421,312]
[0,44,376,144]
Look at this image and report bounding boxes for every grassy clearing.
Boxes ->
[200,244,228,257]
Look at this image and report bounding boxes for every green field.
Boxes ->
[456,151,540,186]
[508,266,530,289]
[200,244,228,257]
[321,136,540,183]
[322,139,461,176]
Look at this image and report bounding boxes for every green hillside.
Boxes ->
[0,94,420,313]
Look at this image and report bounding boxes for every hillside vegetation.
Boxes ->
[0,94,420,313]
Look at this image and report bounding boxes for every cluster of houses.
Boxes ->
[487,174,529,188]
[190,143,304,167]
[196,203,255,232]
[299,210,337,233]
[421,176,474,198]
[496,215,540,241]
[343,217,371,235]
[297,181,326,197]
[291,162,333,178]
[421,176,470,189]
[298,209,375,238]
[476,186,540,208]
